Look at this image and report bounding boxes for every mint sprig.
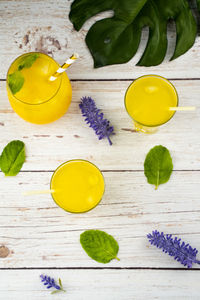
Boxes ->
[0,140,25,176]
[80,230,120,263]
[8,71,24,95]
[18,53,39,71]
[8,53,39,94]
[144,145,173,189]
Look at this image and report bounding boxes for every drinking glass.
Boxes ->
[50,160,105,213]
[124,75,179,133]
[7,52,72,124]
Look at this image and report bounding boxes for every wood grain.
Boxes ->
[0,80,199,170]
[1,1,200,298]
[0,1,200,79]
[0,171,199,268]
[0,269,200,300]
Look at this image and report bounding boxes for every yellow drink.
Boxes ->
[125,75,178,133]
[50,160,105,213]
[7,52,72,124]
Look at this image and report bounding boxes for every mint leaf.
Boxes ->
[144,145,173,190]
[8,54,39,94]
[18,53,39,70]
[8,71,24,94]
[80,230,119,264]
[0,140,25,176]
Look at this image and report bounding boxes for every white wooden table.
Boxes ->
[1,1,200,299]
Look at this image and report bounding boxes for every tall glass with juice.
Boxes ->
[50,160,105,213]
[125,75,178,133]
[7,52,72,124]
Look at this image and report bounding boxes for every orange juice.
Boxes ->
[7,52,72,124]
[50,160,105,213]
[125,75,178,132]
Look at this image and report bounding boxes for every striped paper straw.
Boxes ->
[49,53,79,81]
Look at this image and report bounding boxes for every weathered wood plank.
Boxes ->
[0,171,199,268]
[0,269,200,300]
[0,1,200,79]
[1,2,200,299]
[0,80,199,170]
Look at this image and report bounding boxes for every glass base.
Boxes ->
[134,121,158,134]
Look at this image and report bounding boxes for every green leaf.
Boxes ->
[80,230,119,264]
[144,145,173,190]
[8,54,39,94]
[69,0,197,67]
[18,53,39,70]
[51,290,61,294]
[8,71,24,94]
[0,140,25,176]
[58,278,63,289]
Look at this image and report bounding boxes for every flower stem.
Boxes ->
[195,259,200,265]
[107,136,112,145]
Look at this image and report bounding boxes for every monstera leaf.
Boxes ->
[197,0,200,10]
[69,0,197,67]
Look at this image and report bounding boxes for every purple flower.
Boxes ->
[147,230,200,268]
[40,275,65,294]
[79,96,115,145]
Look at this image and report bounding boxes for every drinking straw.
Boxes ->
[49,53,79,81]
[23,189,55,196]
[169,106,196,111]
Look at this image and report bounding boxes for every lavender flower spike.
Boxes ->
[147,230,200,268]
[79,96,115,145]
[40,275,65,294]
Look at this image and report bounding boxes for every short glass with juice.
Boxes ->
[124,75,178,133]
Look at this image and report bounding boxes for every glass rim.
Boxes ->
[50,159,105,214]
[6,51,63,106]
[124,74,179,128]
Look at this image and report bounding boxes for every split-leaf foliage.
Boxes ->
[69,0,199,68]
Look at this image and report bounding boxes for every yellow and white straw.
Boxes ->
[169,106,196,111]
[23,189,55,196]
[49,53,79,81]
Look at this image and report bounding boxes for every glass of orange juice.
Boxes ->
[6,52,72,124]
[50,160,105,213]
[124,75,178,133]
